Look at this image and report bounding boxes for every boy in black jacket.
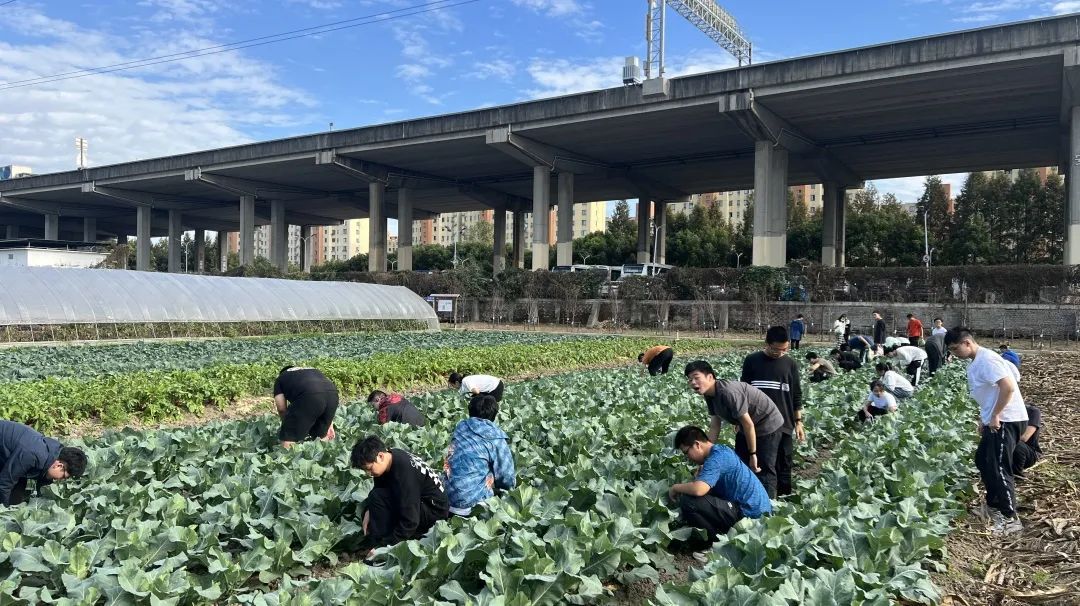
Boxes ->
[351,436,448,560]
[741,326,804,497]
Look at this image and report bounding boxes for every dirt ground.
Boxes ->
[934,353,1080,606]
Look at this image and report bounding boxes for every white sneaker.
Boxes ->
[990,513,1023,536]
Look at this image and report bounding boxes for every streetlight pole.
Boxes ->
[652,225,662,264]
[578,252,593,266]
[923,210,931,269]
[734,251,743,269]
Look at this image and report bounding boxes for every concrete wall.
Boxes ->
[462,298,1080,339]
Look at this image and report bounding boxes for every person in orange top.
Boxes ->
[639,345,675,376]
[906,314,924,347]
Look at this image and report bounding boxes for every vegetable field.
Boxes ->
[0,352,976,605]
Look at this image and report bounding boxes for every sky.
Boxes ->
[2,0,1079,219]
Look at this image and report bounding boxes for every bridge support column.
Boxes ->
[6,225,18,239]
[194,229,206,273]
[270,199,288,272]
[654,201,667,264]
[368,181,387,272]
[531,165,551,270]
[1068,106,1080,265]
[44,214,59,240]
[239,194,255,266]
[636,198,651,263]
[751,141,788,267]
[512,210,525,269]
[167,210,182,273]
[821,182,842,266]
[82,217,97,242]
[556,173,574,266]
[493,207,507,273]
[136,206,152,271]
[397,188,414,271]
[300,226,313,273]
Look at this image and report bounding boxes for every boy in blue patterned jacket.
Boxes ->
[443,395,516,516]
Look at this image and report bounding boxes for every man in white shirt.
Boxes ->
[448,373,505,402]
[945,327,1029,536]
[886,345,928,386]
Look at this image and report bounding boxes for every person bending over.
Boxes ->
[0,420,87,506]
[443,395,516,516]
[448,373,505,402]
[639,345,675,376]
[273,366,338,448]
[351,436,449,560]
[367,390,426,427]
[874,362,914,399]
[1012,405,1043,476]
[805,352,838,383]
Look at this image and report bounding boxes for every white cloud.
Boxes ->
[524,56,625,98]
[0,5,315,173]
[1052,1,1080,13]
[870,174,969,204]
[510,0,583,17]
[470,59,516,81]
[397,63,433,80]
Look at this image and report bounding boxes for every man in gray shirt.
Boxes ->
[685,360,784,498]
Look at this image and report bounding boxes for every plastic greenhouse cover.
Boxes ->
[0,267,440,328]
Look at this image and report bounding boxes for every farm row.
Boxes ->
[0,353,974,604]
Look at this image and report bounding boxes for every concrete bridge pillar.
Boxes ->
[556,173,574,266]
[493,207,507,273]
[512,210,525,269]
[82,217,97,242]
[368,181,387,272]
[821,181,846,266]
[398,188,414,272]
[5,225,18,239]
[1068,106,1080,265]
[194,228,206,273]
[751,141,788,267]
[654,200,668,264]
[44,214,59,240]
[136,206,152,271]
[167,210,182,273]
[636,198,651,263]
[270,199,288,272]
[531,165,551,270]
[299,226,313,273]
[239,194,255,266]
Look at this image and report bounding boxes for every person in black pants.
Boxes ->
[872,311,887,351]
[638,345,675,376]
[274,366,339,448]
[685,360,785,498]
[352,436,449,560]
[1013,405,1043,476]
[741,326,804,497]
[925,333,947,376]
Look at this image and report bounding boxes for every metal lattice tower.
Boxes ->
[645,0,752,80]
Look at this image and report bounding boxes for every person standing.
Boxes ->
[789,315,806,351]
[832,315,849,349]
[685,361,785,498]
[931,318,948,337]
[638,345,675,376]
[274,366,339,448]
[0,420,87,506]
[741,326,804,497]
[925,332,947,376]
[906,314,924,347]
[944,327,1028,536]
[872,311,887,350]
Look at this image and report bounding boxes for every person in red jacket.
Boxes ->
[906,314,924,347]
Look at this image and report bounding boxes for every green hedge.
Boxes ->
[3,338,726,434]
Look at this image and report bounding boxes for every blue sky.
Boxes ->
[2,0,1078,211]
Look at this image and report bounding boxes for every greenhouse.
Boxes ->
[0,267,439,341]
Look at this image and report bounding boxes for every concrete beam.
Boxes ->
[721,91,861,185]
[486,127,605,173]
[316,150,390,184]
[81,182,153,207]
[612,170,688,202]
[185,167,326,198]
[457,185,531,211]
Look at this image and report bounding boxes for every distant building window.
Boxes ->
[811,195,816,201]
